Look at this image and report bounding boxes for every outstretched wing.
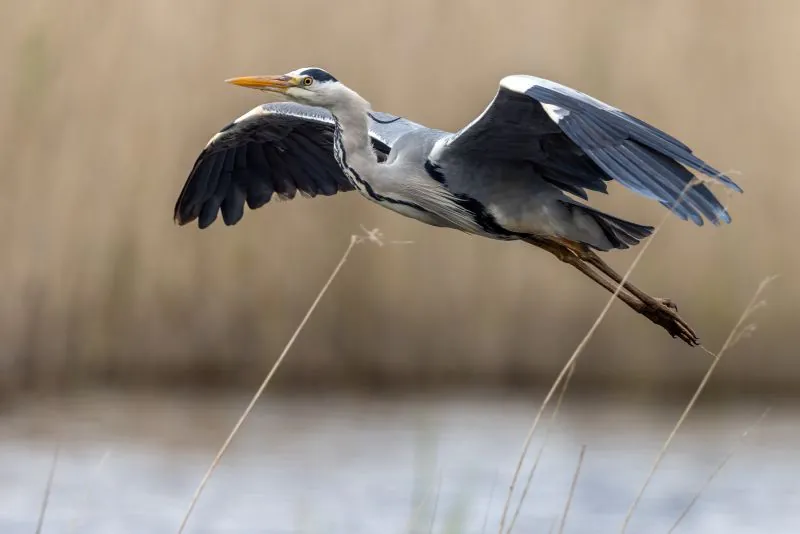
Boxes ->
[174,102,424,228]
[431,75,742,226]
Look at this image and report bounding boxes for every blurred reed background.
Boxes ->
[1,0,798,398]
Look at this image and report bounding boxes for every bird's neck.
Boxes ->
[330,90,379,189]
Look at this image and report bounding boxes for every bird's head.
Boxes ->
[225,67,344,108]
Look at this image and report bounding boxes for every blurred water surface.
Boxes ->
[0,393,796,533]
[1,0,798,393]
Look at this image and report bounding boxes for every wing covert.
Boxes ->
[432,75,742,226]
[174,103,416,229]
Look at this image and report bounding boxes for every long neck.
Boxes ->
[330,89,380,189]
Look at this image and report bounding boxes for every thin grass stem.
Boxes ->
[177,231,380,534]
[500,173,741,534]
[35,443,60,534]
[620,275,777,533]
[68,449,111,533]
[667,406,771,533]
[506,364,576,534]
[499,184,687,534]
[481,470,500,534]
[557,445,586,534]
[427,472,443,534]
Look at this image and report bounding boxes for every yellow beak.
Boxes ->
[224,75,298,92]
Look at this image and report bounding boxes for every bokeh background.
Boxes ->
[1,0,797,397]
[1,1,799,533]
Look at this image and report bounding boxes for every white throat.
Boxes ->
[328,87,379,194]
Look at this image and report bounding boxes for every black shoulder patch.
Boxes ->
[424,160,447,185]
[453,194,515,237]
[299,68,337,83]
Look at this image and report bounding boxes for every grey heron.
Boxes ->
[173,67,742,346]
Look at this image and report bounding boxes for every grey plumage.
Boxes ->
[174,103,412,228]
[174,68,743,345]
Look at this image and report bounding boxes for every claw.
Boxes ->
[656,297,678,312]
[641,299,699,346]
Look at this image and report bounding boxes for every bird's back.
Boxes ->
[382,127,449,167]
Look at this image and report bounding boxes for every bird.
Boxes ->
[173,66,742,346]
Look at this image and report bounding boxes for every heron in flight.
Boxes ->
[174,67,742,346]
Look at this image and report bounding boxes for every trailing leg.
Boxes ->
[524,236,699,345]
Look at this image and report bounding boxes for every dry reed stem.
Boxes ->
[667,406,771,533]
[177,230,390,534]
[406,479,440,534]
[68,449,112,533]
[427,472,443,534]
[506,364,576,534]
[407,482,440,534]
[498,178,697,534]
[481,470,500,534]
[620,275,777,533]
[500,172,745,534]
[35,444,60,534]
[557,445,586,534]
[406,443,441,534]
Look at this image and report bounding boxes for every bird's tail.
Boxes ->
[559,201,654,251]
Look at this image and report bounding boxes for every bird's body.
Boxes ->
[345,128,458,231]
[174,67,742,345]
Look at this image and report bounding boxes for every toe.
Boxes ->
[657,297,679,312]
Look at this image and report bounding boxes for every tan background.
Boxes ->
[1,0,796,396]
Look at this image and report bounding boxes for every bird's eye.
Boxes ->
[302,76,313,87]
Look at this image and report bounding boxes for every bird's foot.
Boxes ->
[640,297,699,346]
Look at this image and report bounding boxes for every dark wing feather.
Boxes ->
[438,88,612,197]
[436,76,741,226]
[174,103,403,229]
[528,84,739,225]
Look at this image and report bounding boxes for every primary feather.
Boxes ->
[174,72,741,254]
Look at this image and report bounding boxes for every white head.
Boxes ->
[225,67,352,109]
